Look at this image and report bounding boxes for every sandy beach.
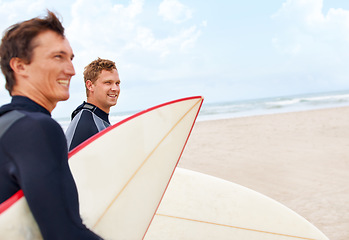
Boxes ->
[178,106,349,240]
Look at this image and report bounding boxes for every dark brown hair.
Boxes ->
[84,58,117,96]
[0,10,65,94]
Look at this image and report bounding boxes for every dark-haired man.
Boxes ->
[0,11,102,239]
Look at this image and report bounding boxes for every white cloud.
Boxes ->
[124,24,201,58]
[272,0,324,25]
[158,0,192,24]
[66,0,202,76]
[271,0,349,60]
[201,20,208,27]
[270,0,349,90]
[179,26,201,51]
[0,0,202,84]
[67,0,143,52]
[0,0,46,33]
[0,0,204,116]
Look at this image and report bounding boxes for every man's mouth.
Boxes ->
[108,94,118,98]
[57,80,70,87]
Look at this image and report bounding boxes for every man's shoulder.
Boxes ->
[18,109,54,124]
[0,108,52,124]
[76,109,97,124]
[71,102,97,120]
[0,109,60,140]
[71,102,85,120]
[66,108,99,151]
[68,108,96,129]
[0,110,26,138]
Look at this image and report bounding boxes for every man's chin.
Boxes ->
[59,94,70,102]
[108,100,117,106]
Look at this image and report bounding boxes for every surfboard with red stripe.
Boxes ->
[0,96,204,240]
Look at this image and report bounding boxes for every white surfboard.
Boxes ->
[0,96,204,240]
[145,167,329,240]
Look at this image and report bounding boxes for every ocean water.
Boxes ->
[197,90,349,121]
[57,90,349,130]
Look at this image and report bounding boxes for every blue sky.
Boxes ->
[1,0,349,118]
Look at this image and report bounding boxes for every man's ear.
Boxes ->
[86,80,94,91]
[9,58,28,77]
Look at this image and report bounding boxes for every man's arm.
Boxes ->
[5,114,102,239]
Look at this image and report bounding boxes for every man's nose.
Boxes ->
[111,83,119,91]
[65,60,75,76]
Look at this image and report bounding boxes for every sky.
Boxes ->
[1,0,349,119]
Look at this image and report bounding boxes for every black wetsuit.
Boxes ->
[0,96,102,240]
[65,102,110,151]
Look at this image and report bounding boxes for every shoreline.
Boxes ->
[178,106,349,240]
[197,103,349,122]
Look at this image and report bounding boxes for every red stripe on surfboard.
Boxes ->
[142,97,204,239]
[68,96,204,158]
[0,190,24,214]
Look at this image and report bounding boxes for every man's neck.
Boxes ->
[11,88,55,113]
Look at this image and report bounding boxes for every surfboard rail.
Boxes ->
[0,190,24,214]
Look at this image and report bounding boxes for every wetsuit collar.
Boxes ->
[71,101,110,124]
